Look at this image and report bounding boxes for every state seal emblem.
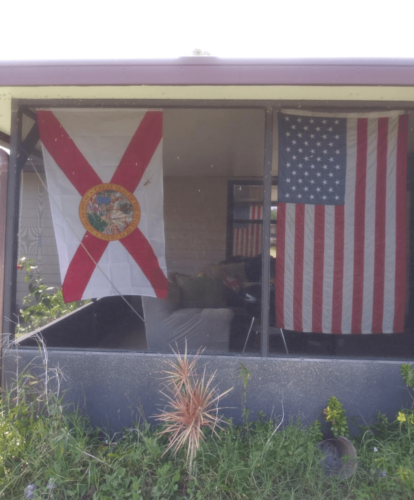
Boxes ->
[79,183,141,241]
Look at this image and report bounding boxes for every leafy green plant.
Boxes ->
[323,396,350,438]
[3,385,414,499]
[16,257,88,334]
[401,364,414,391]
[5,343,414,498]
[0,409,24,478]
[238,362,251,429]
[308,419,324,443]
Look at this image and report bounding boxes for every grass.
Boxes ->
[2,401,414,500]
[2,349,414,499]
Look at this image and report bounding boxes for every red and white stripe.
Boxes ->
[233,204,263,257]
[276,111,408,334]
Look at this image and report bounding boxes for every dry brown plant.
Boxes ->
[155,345,233,473]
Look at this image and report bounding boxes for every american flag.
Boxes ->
[276,110,408,334]
[233,204,263,257]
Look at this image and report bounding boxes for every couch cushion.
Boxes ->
[175,275,226,309]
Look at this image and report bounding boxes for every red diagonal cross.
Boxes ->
[37,110,168,302]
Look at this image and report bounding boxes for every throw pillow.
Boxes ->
[207,262,248,283]
[175,275,226,309]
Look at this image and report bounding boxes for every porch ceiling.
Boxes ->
[16,107,414,176]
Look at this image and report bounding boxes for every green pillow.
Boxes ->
[175,275,226,309]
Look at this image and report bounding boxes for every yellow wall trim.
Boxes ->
[2,85,414,135]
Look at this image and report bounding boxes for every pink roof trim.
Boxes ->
[1,58,414,86]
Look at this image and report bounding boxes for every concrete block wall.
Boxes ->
[3,349,412,433]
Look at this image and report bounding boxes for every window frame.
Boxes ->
[4,98,414,360]
[3,100,274,358]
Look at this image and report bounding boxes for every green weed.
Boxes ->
[238,363,251,430]
[324,396,350,438]
[2,389,414,499]
[3,351,414,498]
[16,257,88,335]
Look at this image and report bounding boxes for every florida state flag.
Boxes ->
[37,109,168,303]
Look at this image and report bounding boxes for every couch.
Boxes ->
[142,260,252,353]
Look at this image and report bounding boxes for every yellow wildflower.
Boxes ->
[398,466,412,484]
[397,411,407,423]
